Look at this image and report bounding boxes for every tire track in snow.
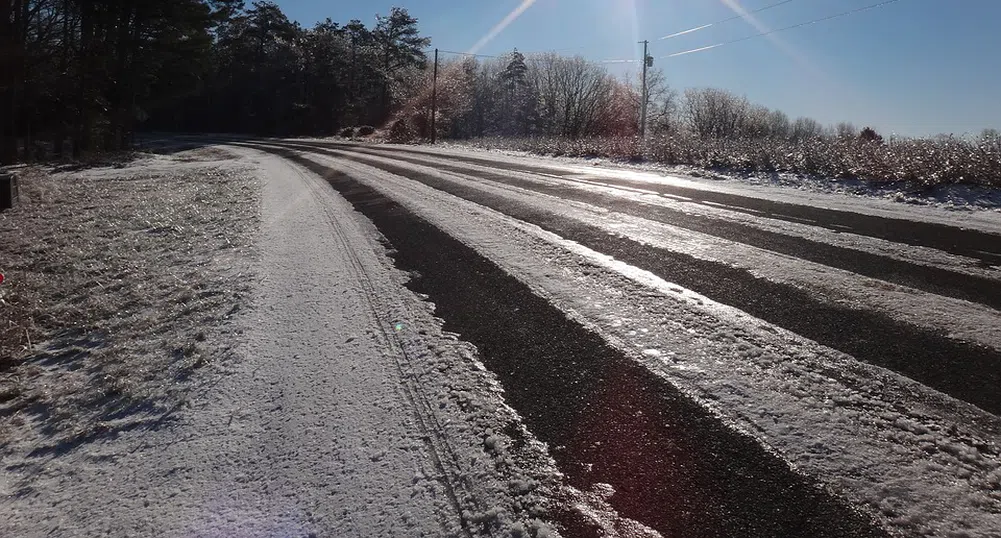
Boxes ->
[256,145,888,538]
[296,145,1001,416]
[230,145,587,537]
[330,145,1001,312]
[316,141,1001,267]
[267,151,476,537]
[289,146,1001,538]
[260,141,1001,354]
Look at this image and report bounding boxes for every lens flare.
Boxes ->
[467,0,538,55]
[718,0,827,79]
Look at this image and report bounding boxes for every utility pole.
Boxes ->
[349,33,357,123]
[639,40,652,139]
[430,48,439,144]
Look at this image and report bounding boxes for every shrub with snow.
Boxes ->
[388,118,417,143]
[457,134,1001,188]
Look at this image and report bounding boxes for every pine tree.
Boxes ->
[373,7,430,123]
[498,49,536,136]
[859,126,884,144]
[2,1,433,157]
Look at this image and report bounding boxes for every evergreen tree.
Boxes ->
[373,7,430,124]
[859,126,884,144]
[498,49,536,136]
[1,1,433,161]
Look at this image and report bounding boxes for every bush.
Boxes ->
[453,133,1001,188]
[387,118,417,143]
[357,125,376,136]
[339,127,355,138]
[859,127,884,144]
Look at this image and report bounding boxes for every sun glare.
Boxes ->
[719,0,826,79]
[627,0,640,59]
[467,0,538,55]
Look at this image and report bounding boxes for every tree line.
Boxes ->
[1,0,430,164]
[394,51,894,145]
[398,51,999,187]
[4,0,996,181]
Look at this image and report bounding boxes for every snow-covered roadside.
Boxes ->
[332,139,1001,233]
[0,148,566,537]
[1,148,257,463]
[311,151,1001,538]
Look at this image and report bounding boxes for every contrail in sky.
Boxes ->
[659,0,796,40]
[467,0,538,55]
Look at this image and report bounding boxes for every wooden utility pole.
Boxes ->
[639,40,652,139]
[430,48,438,144]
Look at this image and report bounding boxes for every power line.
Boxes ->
[437,49,502,59]
[439,0,905,65]
[664,0,907,58]
[439,48,613,64]
[659,0,799,40]
[437,49,556,64]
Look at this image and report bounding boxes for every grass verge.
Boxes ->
[0,147,258,457]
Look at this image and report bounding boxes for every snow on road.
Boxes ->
[7,138,999,538]
[2,148,564,537]
[303,145,1001,352]
[387,140,1001,229]
[282,146,1001,538]
[376,149,999,279]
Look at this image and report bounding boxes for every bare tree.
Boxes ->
[529,54,612,138]
[528,52,560,135]
[766,109,791,139]
[791,116,824,141]
[636,68,679,135]
[599,77,640,136]
[835,121,858,139]
[740,104,773,139]
[683,87,749,139]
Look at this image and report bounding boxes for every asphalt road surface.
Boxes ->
[8,138,998,538]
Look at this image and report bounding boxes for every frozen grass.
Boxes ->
[450,134,1001,189]
[0,148,258,456]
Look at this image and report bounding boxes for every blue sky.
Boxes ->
[274,0,1001,137]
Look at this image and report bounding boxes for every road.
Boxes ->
[6,138,998,538]
[233,140,1001,538]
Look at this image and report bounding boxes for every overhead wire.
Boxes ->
[659,0,799,40]
[438,48,617,64]
[440,0,907,65]
[664,0,907,58]
[436,49,503,59]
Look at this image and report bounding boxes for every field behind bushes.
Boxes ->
[440,133,1001,189]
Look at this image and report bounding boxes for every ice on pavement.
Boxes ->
[314,150,1001,538]
[327,147,1001,353]
[410,140,1001,231]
